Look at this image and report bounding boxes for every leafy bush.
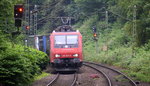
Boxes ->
[128,42,150,82]
[0,44,48,86]
[76,17,150,82]
[0,48,33,86]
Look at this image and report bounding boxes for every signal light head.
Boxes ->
[18,8,23,12]
[14,4,24,18]
[93,33,97,37]
[26,26,30,30]
[92,26,97,33]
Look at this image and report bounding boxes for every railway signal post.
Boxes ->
[92,26,99,53]
[14,4,24,28]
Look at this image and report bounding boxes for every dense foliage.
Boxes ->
[38,0,150,46]
[0,32,48,86]
[75,16,150,82]
[0,0,48,86]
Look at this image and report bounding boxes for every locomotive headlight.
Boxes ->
[73,54,78,57]
[55,54,60,58]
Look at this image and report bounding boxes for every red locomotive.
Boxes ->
[50,25,83,71]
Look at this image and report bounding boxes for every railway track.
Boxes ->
[46,73,59,86]
[84,61,137,86]
[46,73,77,86]
[83,64,112,86]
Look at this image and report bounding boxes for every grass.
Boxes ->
[34,72,50,81]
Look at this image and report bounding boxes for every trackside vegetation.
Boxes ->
[0,32,48,86]
[76,16,150,82]
[0,0,48,86]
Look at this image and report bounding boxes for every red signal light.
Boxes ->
[26,26,30,30]
[18,8,23,12]
[14,4,23,18]
[93,33,97,37]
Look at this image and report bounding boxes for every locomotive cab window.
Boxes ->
[54,35,78,48]
[55,35,66,45]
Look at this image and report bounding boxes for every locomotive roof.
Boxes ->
[51,31,80,34]
[54,25,76,32]
[51,30,81,36]
[51,25,81,36]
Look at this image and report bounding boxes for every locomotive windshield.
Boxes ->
[54,35,78,48]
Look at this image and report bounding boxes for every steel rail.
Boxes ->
[71,73,78,86]
[46,73,77,86]
[83,63,112,86]
[46,73,59,86]
[84,61,137,86]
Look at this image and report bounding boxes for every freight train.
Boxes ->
[50,25,83,71]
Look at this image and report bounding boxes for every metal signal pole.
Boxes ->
[133,5,137,45]
[132,5,137,57]
[95,39,98,54]
[24,0,30,31]
[30,11,33,35]
[34,5,38,35]
[104,11,109,53]
[105,11,108,29]
[24,0,30,48]
[92,26,99,53]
